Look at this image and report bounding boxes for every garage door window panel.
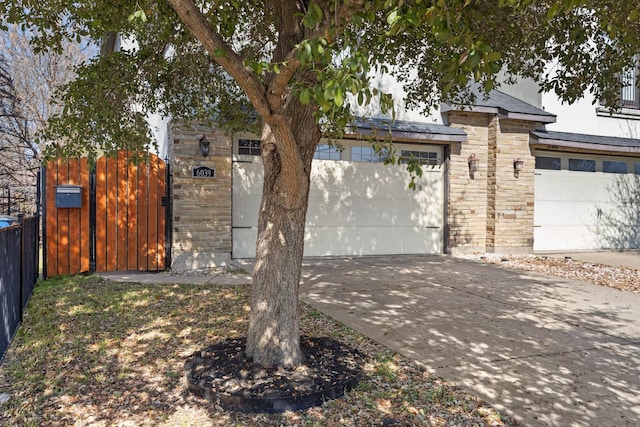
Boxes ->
[603,160,628,174]
[569,158,596,172]
[314,144,341,160]
[400,150,439,166]
[535,156,561,170]
[352,146,388,162]
[238,139,261,155]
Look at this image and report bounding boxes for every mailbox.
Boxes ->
[55,185,83,208]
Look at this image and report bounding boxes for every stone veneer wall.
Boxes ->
[489,119,539,253]
[447,112,540,254]
[169,123,233,270]
[446,112,492,254]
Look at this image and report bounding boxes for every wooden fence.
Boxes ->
[44,151,167,277]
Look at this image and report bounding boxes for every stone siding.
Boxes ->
[489,119,538,253]
[167,113,540,265]
[447,112,492,254]
[169,123,233,270]
[447,113,540,254]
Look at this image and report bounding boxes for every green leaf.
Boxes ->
[467,51,480,68]
[547,3,560,19]
[485,51,501,62]
[334,87,344,107]
[300,88,311,105]
[387,9,399,25]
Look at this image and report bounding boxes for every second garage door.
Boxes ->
[232,142,445,258]
[534,152,640,251]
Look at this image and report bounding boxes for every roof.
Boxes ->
[530,130,640,155]
[349,118,467,143]
[441,87,556,124]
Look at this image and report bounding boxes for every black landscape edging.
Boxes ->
[184,336,365,413]
[185,364,361,413]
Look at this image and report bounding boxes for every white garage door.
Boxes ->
[232,144,445,258]
[534,153,640,251]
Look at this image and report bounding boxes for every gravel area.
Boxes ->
[458,253,640,293]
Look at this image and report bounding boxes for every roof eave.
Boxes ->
[501,112,556,124]
[347,127,467,143]
[442,104,556,123]
[530,138,640,155]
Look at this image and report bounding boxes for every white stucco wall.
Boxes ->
[542,88,640,138]
[119,36,170,157]
[351,69,444,124]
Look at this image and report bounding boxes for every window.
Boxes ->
[238,138,261,155]
[314,144,341,160]
[603,160,628,174]
[400,150,439,166]
[635,163,640,174]
[535,156,561,170]
[569,158,596,172]
[620,56,640,109]
[351,146,388,162]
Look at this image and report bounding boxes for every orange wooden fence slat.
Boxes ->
[116,151,128,271]
[80,158,90,272]
[96,157,108,272]
[137,158,149,271]
[127,158,138,270]
[45,163,58,278]
[147,156,159,271]
[57,162,70,276]
[67,158,81,274]
[106,155,117,271]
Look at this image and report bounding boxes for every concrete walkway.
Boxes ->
[299,255,640,427]
[101,254,640,426]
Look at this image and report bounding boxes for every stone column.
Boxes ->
[168,123,233,270]
[446,112,539,254]
[446,111,492,254]
[487,119,538,253]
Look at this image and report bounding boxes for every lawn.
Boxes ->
[0,275,518,426]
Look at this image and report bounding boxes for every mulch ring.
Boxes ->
[185,335,365,413]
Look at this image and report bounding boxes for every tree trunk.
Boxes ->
[246,101,320,368]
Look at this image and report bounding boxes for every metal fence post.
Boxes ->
[89,166,97,273]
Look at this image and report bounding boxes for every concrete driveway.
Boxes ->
[299,255,640,427]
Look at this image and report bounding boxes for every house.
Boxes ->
[161,75,640,270]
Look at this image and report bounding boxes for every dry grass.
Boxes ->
[0,275,518,426]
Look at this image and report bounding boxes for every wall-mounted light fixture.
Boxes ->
[468,154,479,179]
[199,134,211,157]
[513,158,524,178]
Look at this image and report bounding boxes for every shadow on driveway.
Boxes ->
[300,255,640,427]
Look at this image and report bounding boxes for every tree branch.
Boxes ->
[166,0,272,120]
[266,0,366,104]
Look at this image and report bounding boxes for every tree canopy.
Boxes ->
[4,0,640,368]
[2,0,639,160]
